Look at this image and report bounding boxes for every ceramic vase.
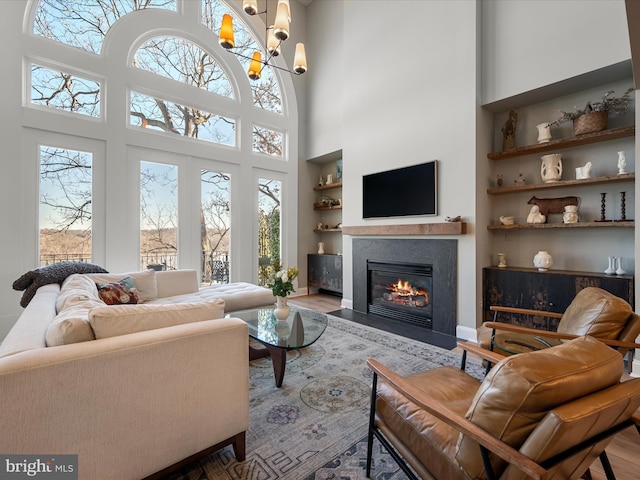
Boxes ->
[533,251,553,271]
[317,242,325,254]
[274,296,290,321]
[540,154,562,183]
[604,257,616,275]
[618,151,627,174]
[497,253,507,268]
[562,205,578,224]
[616,257,626,275]
[536,123,552,143]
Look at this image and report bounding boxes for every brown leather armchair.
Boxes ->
[366,336,640,480]
[479,287,640,371]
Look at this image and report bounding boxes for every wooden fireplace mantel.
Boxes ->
[342,222,467,236]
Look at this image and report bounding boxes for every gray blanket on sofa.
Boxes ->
[12,262,108,308]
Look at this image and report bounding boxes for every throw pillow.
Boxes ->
[85,269,157,302]
[12,261,108,308]
[96,277,140,305]
[88,299,226,339]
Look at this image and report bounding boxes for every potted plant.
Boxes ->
[551,88,633,135]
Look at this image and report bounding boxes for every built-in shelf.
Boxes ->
[343,222,467,236]
[313,228,342,233]
[314,182,342,191]
[487,126,635,161]
[487,173,635,194]
[487,221,634,230]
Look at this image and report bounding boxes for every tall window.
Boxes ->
[201,170,231,284]
[257,178,281,285]
[140,161,178,271]
[27,0,296,281]
[39,146,93,266]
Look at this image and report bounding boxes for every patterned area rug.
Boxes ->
[166,314,484,480]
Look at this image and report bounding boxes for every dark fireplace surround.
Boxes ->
[353,238,457,337]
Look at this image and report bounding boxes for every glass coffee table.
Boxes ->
[226,306,327,387]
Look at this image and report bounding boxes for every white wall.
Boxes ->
[482,0,631,104]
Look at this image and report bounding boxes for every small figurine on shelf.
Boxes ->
[496,174,503,187]
[501,110,517,151]
[617,151,627,174]
[316,222,323,230]
[515,173,526,185]
[527,205,546,224]
[318,176,324,187]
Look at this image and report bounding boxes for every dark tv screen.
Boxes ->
[363,161,438,218]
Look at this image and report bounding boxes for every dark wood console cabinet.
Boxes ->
[483,266,634,331]
[308,254,343,295]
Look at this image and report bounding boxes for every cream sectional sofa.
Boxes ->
[0,269,275,479]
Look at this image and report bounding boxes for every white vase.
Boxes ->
[604,257,616,275]
[274,296,290,320]
[562,205,578,224]
[533,251,553,271]
[540,154,562,183]
[536,123,552,143]
[616,257,626,275]
[317,242,325,254]
[618,151,627,174]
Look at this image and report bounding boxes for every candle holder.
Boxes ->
[594,192,607,222]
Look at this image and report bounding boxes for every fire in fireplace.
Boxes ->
[367,261,433,328]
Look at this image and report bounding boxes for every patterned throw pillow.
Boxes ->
[96,277,140,305]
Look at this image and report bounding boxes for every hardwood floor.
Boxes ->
[288,292,639,480]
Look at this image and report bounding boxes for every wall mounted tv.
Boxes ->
[363,160,438,219]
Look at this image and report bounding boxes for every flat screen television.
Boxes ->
[363,160,438,218]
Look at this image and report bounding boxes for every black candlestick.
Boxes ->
[620,191,626,221]
[598,192,606,221]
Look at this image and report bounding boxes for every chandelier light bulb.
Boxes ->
[293,43,307,74]
[273,2,290,41]
[243,1,258,15]
[267,27,281,56]
[218,14,234,49]
[248,51,262,80]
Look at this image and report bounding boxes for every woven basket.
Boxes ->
[573,111,608,135]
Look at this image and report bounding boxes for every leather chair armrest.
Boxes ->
[483,322,640,351]
[489,305,564,319]
[456,340,507,366]
[367,358,547,480]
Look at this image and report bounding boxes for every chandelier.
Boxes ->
[218,0,307,81]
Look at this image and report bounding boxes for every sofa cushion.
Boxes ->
[85,269,158,302]
[96,277,140,305]
[557,287,632,340]
[88,299,226,339]
[456,336,623,479]
[46,274,105,346]
[147,281,274,312]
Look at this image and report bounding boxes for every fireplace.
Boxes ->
[368,261,433,328]
[353,238,457,338]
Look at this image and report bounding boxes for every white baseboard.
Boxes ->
[341,299,353,310]
[456,325,478,343]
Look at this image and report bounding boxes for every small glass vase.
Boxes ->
[274,295,290,321]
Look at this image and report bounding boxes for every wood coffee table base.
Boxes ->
[249,344,287,388]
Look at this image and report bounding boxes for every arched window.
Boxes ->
[134,36,234,98]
